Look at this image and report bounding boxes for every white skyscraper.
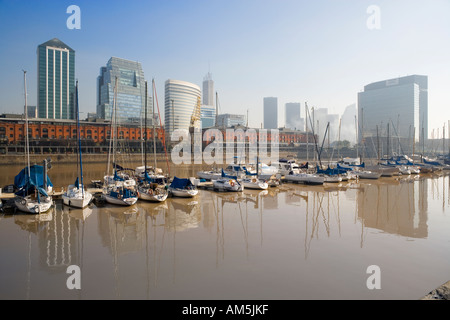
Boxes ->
[165,79,201,138]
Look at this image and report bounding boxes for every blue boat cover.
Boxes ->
[222,169,237,180]
[113,170,125,181]
[170,176,193,189]
[14,165,52,196]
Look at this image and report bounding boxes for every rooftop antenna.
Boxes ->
[246,109,249,127]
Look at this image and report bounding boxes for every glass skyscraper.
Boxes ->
[201,105,216,128]
[37,38,75,119]
[217,113,246,127]
[201,72,215,128]
[358,75,428,143]
[97,57,151,123]
[264,97,278,129]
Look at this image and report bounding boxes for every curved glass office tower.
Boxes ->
[164,79,201,138]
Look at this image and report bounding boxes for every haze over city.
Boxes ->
[1,0,449,139]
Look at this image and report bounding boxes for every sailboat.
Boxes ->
[62,81,93,208]
[137,79,168,202]
[14,71,53,214]
[212,169,244,192]
[168,177,199,198]
[103,76,138,206]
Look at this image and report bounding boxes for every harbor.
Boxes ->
[1,159,450,300]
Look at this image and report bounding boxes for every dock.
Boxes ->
[195,181,215,190]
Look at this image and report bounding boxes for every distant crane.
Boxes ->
[190,96,201,128]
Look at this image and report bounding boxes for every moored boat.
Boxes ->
[169,177,199,198]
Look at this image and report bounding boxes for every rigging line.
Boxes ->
[153,80,171,176]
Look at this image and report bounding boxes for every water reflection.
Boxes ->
[1,173,450,299]
[356,178,428,239]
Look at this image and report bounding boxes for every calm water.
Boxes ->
[1,162,450,300]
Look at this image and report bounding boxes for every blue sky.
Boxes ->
[1,0,449,135]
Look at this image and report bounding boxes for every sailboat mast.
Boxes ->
[305,103,309,162]
[23,71,30,179]
[144,80,148,173]
[76,81,84,197]
[112,76,118,173]
[152,78,157,169]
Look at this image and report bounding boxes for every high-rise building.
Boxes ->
[358,75,428,142]
[165,79,201,138]
[264,97,278,129]
[201,72,215,129]
[201,105,216,128]
[311,107,340,143]
[285,102,302,130]
[202,72,214,106]
[216,113,246,127]
[97,57,151,123]
[37,38,75,119]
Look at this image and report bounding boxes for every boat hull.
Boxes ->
[104,194,138,206]
[169,188,199,198]
[138,188,168,202]
[14,196,53,214]
[62,187,93,208]
[213,179,244,192]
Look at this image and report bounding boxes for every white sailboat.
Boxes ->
[197,168,222,181]
[168,177,199,198]
[103,77,138,206]
[355,170,382,180]
[62,81,93,208]
[136,80,168,202]
[240,177,268,190]
[284,173,325,185]
[14,71,53,214]
[213,179,244,192]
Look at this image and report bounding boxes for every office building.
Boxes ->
[285,102,302,130]
[37,38,75,119]
[164,79,202,137]
[201,105,216,128]
[216,113,246,128]
[97,57,151,123]
[264,97,278,129]
[202,72,214,106]
[358,75,428,142]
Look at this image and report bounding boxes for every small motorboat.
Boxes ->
[213,179,244,192]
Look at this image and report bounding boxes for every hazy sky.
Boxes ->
[1,0,449,136]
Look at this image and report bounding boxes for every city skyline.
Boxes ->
[1,0,450,137]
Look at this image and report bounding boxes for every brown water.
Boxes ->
[1,162,450,300]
